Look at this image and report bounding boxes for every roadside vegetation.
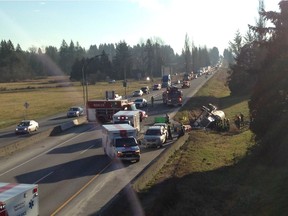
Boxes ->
[0,77,153,129]
[103,66,288,216]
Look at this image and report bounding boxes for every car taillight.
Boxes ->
[0,202,6,210]
[33,187,38,196]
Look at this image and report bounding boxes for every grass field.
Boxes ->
[102,67,288,216]
[0,76,155,129]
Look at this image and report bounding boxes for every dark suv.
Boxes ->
[141,86,150,94]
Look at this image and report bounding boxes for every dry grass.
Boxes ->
[0,76,155,128]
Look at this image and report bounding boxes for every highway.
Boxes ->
[0,72,214,215]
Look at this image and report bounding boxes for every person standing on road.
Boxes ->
[166,113,170,124]
[167,124,173,140]
[151,96,154,107]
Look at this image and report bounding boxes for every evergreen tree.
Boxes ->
[248,0,288,150]
[113,41,131,80]
[183,33,192,74]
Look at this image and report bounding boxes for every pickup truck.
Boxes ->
[142,125,168,148]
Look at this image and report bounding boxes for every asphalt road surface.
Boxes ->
[0,72,215,215]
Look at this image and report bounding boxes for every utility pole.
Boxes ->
[81,54,104,107]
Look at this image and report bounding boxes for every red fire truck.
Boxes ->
[86,99,147,123]
[162,86,183,106]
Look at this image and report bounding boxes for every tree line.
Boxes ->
[227,0,288,161]
[0,37,222,83]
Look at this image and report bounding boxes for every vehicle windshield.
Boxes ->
[18,121,29,126]
[129,104,137,110]
[146,129,161,136]
[135,99,142,102]
[115,138,137,147]
[70,107,79,111]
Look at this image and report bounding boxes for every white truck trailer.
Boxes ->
[102,124,140,162]
[112,110,141,133]
[0,182,39,216]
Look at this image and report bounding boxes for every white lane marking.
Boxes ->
[34,171,54,184]
[80,144,94,154]
[0,126,98,177]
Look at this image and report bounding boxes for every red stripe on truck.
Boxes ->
[113,124,128,137]
[0,183,18,193]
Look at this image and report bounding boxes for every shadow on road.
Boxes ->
[47,138,102,154]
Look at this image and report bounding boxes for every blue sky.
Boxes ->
[0,0,279,54]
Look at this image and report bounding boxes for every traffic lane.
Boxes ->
[0,122,97,174]
[56,75,211,215]
[56,137,176,215]
[0,112,83,149]
[0,123,108,216]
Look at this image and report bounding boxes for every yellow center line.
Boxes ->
[50,161,112,216]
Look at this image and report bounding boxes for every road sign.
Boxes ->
[24,102,29,109]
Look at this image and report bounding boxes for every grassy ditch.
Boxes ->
[102,67,288,216]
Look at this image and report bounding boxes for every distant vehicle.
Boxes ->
[108,79,116,83]
[183,73,192,81]
[132,89,144,97]
[153,83,161,90]
[142,125,168,148]
[134,98,148,108]
[111,93,122,100]
[105,91,122,100]
[141,86,150,94]
[114,94,122,100]
[162,86,183,106]
[182,81,190,88]
[175,80,181,84]
[15,120,39,134]
[161,74,171,88]
[67,106,84,117]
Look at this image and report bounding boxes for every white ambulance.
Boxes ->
[112,110,141,133]
[0,182,39,216]
[102,124,140,162]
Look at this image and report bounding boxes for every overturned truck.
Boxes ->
[193,103,226,130]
